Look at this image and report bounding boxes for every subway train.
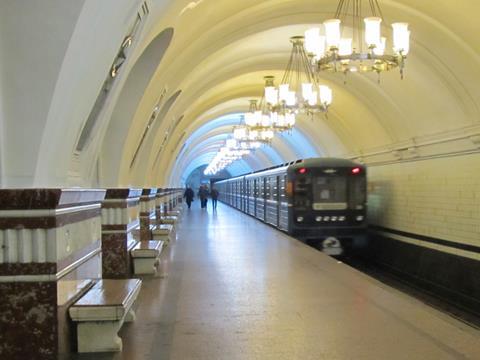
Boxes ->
[214,158,367,255]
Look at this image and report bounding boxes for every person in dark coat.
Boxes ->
[198,185,209,209]
[184,187,194,209]
[210,187,219,210]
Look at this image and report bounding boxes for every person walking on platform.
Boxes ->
[184,187,194,209]
[198,185,209,209]
[210,187,219,210]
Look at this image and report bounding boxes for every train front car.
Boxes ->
[287,158,367,255]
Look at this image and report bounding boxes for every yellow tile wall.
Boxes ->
[368,154,480,246]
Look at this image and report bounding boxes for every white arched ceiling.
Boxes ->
[142,1,479,186]
[169,110,321,184]
[1,1,479,188]
[101,27,175,186]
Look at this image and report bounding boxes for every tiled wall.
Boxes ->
[368,154,480,252]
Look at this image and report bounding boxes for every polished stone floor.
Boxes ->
[74,203,480,359]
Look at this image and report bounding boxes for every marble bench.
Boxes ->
[166,210,181,218]
[152,224,174,243]
[131,240,164,275]
[159,215,178,225]
[69,279,142,353]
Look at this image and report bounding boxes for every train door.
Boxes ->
[242,178,246,212]
[244,179,247,213]
[264,177,268,221]
[279,175,289,231]
[275,176,280,227]
[253,179,258,217]
[233,181,236,208]
[235,180,239,209]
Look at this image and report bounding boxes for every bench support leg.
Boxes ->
[77,321,122,353]
[133,257,159,275]
[125,306,137,323]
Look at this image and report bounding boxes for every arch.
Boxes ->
[100,27,174,186]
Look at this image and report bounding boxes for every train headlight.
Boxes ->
[297,216,304,223]
[339,216,346,221]
[331,216,338,222]
[324,216,330,221]
[356,215,364,222]
[315,216,322,222]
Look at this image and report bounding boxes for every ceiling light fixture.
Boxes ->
[265,38,333,116]
[305,0,410,81]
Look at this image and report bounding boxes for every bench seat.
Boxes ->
[69,279,142,353]
[131,240,164,275]
[152,224,174,242]
[159,215,178,225]
[166,210,181,217]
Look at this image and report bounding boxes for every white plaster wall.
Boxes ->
[368,154,480,247]
[0,0,85,186]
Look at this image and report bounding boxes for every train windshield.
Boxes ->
[349,176,366,207]
[312,176,347,210]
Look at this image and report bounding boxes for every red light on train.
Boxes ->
[298,167,307,174]
[351,167,361,175]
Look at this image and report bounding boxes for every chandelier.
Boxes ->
[305,0,410,79]
[244,86,296,134]
[233,125,274,143]
[204,139,254,176]
[264,37,333,116]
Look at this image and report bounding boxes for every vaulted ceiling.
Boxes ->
[0,0,478,187]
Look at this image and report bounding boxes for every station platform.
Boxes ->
[74,203,480,360]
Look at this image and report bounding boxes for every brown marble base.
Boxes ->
[139,215,155,241]
[102,233,135,278]
[0,281,57,360]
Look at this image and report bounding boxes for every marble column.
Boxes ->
[139,188,157,241]
[0,189,105,359]
[155,189,170,224]
[101,189,141,279]
[155,188,164,225]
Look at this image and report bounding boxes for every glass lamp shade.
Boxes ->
[392,23,410,55]
[226,139,237,148]
[265,86,278,105]
[261,130,274,140]
[373,37,386,55]
[286,113,296,127]
[316,36,326,59]
[364,17,382,47]
[286,91,296,106]
[254,111,262,126]
[305,28,321,53]
[276,114,285,127]
[319,85,333,106]
[302,83,313,101]
[338,38,352,56]
[245,112,256,127]
[233,127,247,140]
[305,28,327,59]
[324,19,341,49]
[249,130,259,141]
[279,84,290,102]
[270,111,277,123]
[308,91,318,106]
[261,114,272,127]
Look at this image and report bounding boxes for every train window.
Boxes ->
[280,175,286,199]
[265,178,271,199]
[271,176,277,199]
[313,176,347,203]
[349,176,366,208]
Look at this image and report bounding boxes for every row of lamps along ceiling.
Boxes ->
[205,0,410,176]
